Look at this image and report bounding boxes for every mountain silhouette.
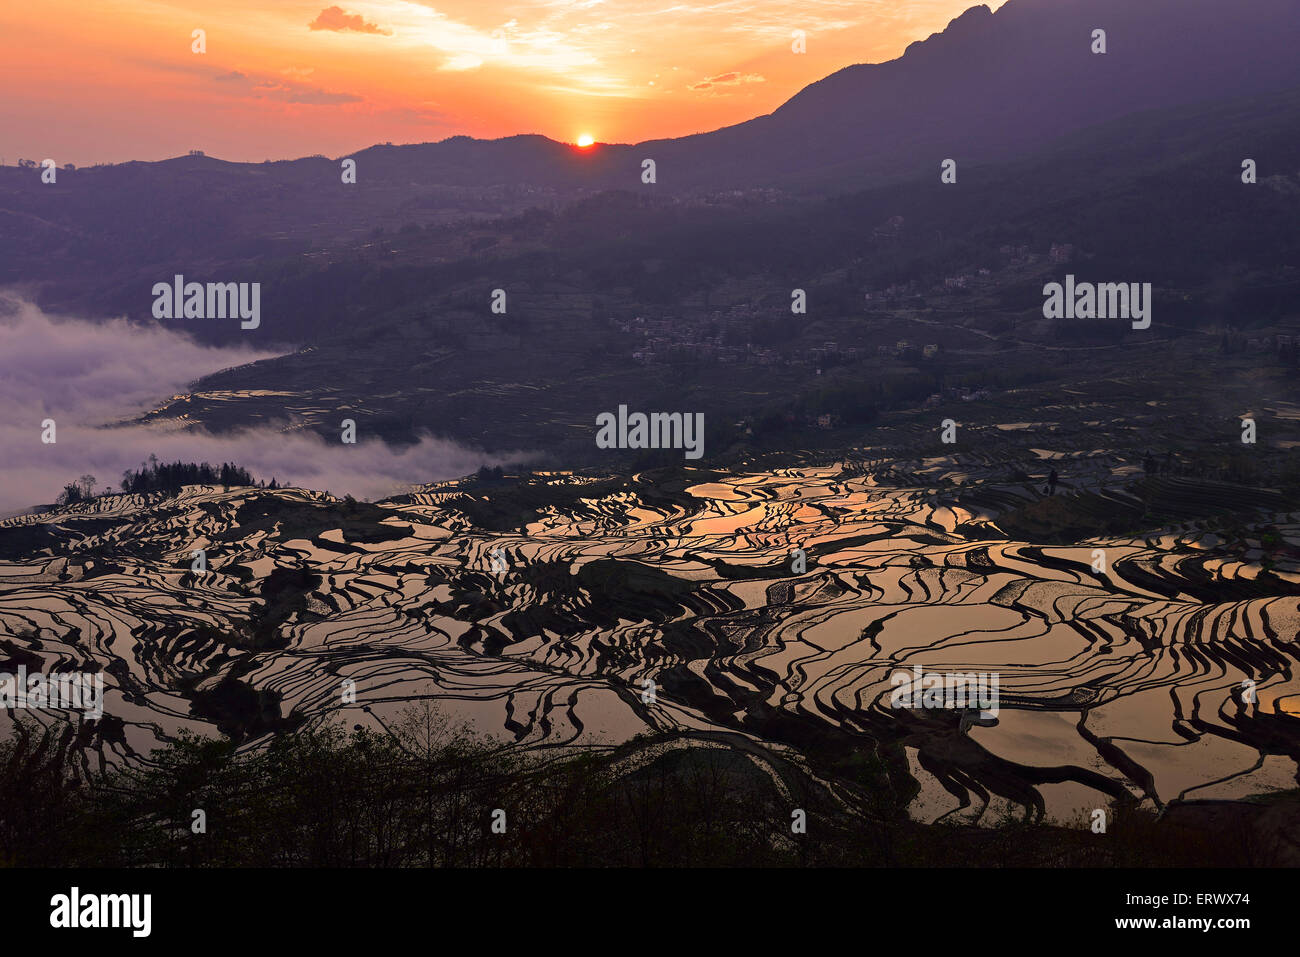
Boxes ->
[668,0,1300,190]
[4,0,1300,309]
[345,0,1300,191]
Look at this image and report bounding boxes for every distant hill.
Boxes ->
[335,0,1300,192]
[3,0,1299,321]
[654,0,1300,191]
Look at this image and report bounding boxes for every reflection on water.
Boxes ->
[1,458,1297,825]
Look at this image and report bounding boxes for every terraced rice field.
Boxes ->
[3,453,1297,826]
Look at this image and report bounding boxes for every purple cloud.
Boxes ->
[309,6,392,36]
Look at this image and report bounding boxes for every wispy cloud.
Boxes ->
[6,0,1011,163]
[379,1,604,77]
[214,68,363,104]
[688,71,765,92]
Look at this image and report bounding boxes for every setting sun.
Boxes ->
[0,0,1014,163]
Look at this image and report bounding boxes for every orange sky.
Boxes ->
[1,1,1006,166]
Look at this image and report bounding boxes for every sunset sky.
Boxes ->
[3,1,1006,166]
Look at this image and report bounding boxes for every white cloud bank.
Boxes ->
[0,296,516,516]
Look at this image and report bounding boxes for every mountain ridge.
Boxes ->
[11,0,1300,187]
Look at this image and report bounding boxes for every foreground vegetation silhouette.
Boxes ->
[2,705,1294,867]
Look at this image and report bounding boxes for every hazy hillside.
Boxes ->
[5,0,1300,324]
[62,84,1296,463]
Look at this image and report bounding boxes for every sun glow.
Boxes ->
[2,0,1014,164]
[576,133,595,148]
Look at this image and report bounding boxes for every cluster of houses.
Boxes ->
[923,386,992,408]
[614,237,1085,368]
[876,340,941,359]
[614,309,813,367]
[1246,333,1296,350]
